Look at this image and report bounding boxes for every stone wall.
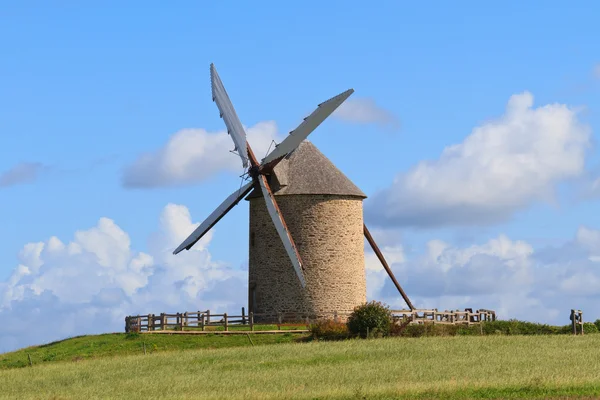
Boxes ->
[248,194,366,319]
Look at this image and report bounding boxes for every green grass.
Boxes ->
[2,335,600,399]
[0,331,308,369]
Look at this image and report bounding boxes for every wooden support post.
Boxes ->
[581,310,584,335]
[224,313,228,331]
[250,312,254,331]
[206,310,211,326]
[161,313,166,331]
[201,313,205,331]
[278,312,282,330]
[125,317,129,333]
[242,307,246,325]
[184,312,188,328]
[571,309,576,335]
[363,224,415,310]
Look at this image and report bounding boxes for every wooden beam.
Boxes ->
[363,223,415,311]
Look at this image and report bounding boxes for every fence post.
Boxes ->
[149,314,154,331]
[278,312,282,330]
[161,313,166,330]
[125,317,129,333]
[184,312,188,329]
[201,313,205,331]
[206,310,211,326]
[250,312,254,331]
[571,309,576,335]
[242,307,246,325]
[224,313,228,331]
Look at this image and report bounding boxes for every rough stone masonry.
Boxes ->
[247,141,367,319]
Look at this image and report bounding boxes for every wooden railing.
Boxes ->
[125,308,323,333]
[390,308,496,326]
[125,307,497,333]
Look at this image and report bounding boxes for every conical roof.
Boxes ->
[247,141,366,199]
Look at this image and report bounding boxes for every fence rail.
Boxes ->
[390,308,496,326]
[125,307,497,333]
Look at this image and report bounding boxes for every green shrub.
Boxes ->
[310,319,348,340]
[390,319,578,338]
[347,301,392,338]
[395,323,461,337]
[594,319,600,332]
[480,320,564,335]
[583,322,598,334]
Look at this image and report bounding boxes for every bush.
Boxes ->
[347,301,392,338]
[389,319,579,338]
[583,322,598,334]
[394,323,460,337]
[479,320,565,335]
[594,319,600,332]
[310,319,348,340]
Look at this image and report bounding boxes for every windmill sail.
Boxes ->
[260,89,354,169]
[173,181,254,254]
[257,175,306,287]
[210,64,249,168]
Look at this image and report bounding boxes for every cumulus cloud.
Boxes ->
[122,121,282,188]
[366,92,590,228]
[366,227,600,324]
[0,162,47,187]
[333,97,399,129]
[0,204,246,353]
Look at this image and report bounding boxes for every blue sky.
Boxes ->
[1,2,600,351]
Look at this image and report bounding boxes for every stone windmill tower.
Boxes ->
[246,140,367,317]
[174,64,414,320]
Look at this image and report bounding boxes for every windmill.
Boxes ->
[174,64,414,318]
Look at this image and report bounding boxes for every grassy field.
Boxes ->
[2,335,600,399]
[0,330,308,369]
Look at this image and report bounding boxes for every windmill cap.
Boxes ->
[247,141,367,199]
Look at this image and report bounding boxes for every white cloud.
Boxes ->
[366,227,600,325]
[367,92,590,228]
[0,204,246,353]
[122,121,282,188]
[0,162,47,187]
[333,97,399,129]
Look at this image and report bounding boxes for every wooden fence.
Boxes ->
[391,308,496,326]
[125,308,320,333]
[125,307,497,333]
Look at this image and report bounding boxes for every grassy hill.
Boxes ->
[2,334,600,399]
[1,331,308,369]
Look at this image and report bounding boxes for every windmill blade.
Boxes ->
[173,181,254,254]
[210,63,249,168]
[260,88,354,171]
[257,175,306,287]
